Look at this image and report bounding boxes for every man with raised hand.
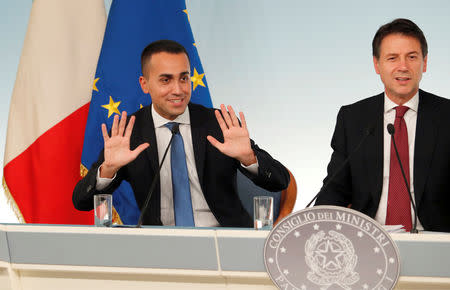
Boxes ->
[73,40,289,227]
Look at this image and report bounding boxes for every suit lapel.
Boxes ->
[189,104,207,188]
[140,106,159,173]
[365,94,384,204]
[414,90,438,207]
[131,106,162,224]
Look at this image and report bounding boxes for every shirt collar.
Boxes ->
[151,104,190,128]
[384,91,419,114]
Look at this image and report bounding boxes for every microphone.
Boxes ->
[306,125,375,208]
[386,123,395,135]
[136,123,180,228]
[387,123,418,234]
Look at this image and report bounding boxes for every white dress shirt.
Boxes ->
[375,92,423,230]
[96,105,258,227]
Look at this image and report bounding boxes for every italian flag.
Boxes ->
[2,0,106,224]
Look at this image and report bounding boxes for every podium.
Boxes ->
[1,224,449,289]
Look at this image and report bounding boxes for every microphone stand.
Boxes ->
[306,127,374,208]
[136,124,179,228]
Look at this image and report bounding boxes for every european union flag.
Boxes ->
[81,0,212,225]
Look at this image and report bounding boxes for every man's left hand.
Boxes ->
[207,104,257,166]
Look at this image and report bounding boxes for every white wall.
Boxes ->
[1,0,450,222]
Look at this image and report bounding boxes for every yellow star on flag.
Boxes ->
[193,43,196,47]
[183,9,190,22]
[140,104,143,109]
[191,68,206,90]
[101,96,121,118]
[93,78,99,92]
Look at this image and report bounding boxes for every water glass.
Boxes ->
[94,194,112,227]
[253,196,273,230]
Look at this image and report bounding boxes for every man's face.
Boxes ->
[139,52,191,120]
[373,33,427,103]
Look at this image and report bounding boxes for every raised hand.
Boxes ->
[100,111,149,178]
[207,104,257,166]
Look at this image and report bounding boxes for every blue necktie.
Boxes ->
[165,122,195,227]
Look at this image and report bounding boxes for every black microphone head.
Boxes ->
[387,123,395,135]
[171,123,180,134]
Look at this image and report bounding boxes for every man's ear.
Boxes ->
[373,56,380,75]
[423,55,428,73]
[139,76,149,94]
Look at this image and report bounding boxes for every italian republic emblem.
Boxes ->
[264,206,400,290]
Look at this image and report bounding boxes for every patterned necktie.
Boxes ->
[386,106,412,231]
[165,122,194,227]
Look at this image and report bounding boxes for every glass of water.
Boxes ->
[253,196,273,230]
[94,194,112,227]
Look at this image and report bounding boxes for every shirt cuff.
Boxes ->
[96,165,116,190]
[240,157,259,175]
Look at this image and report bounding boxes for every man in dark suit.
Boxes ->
[73,40,290,227]
[315,19,450,232]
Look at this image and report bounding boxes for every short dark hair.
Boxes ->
[372,18,428,59]
[141,40,190,76]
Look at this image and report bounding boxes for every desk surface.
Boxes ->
[1,224,449,278]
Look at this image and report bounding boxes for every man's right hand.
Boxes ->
[99,111,149,178]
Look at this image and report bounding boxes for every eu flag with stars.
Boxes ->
[81,0,212,225]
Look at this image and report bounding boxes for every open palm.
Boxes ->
[207,104,256,166]
[100,111,149,178]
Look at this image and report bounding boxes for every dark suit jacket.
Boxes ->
[73,103,290,227]
[315,89,450,232]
